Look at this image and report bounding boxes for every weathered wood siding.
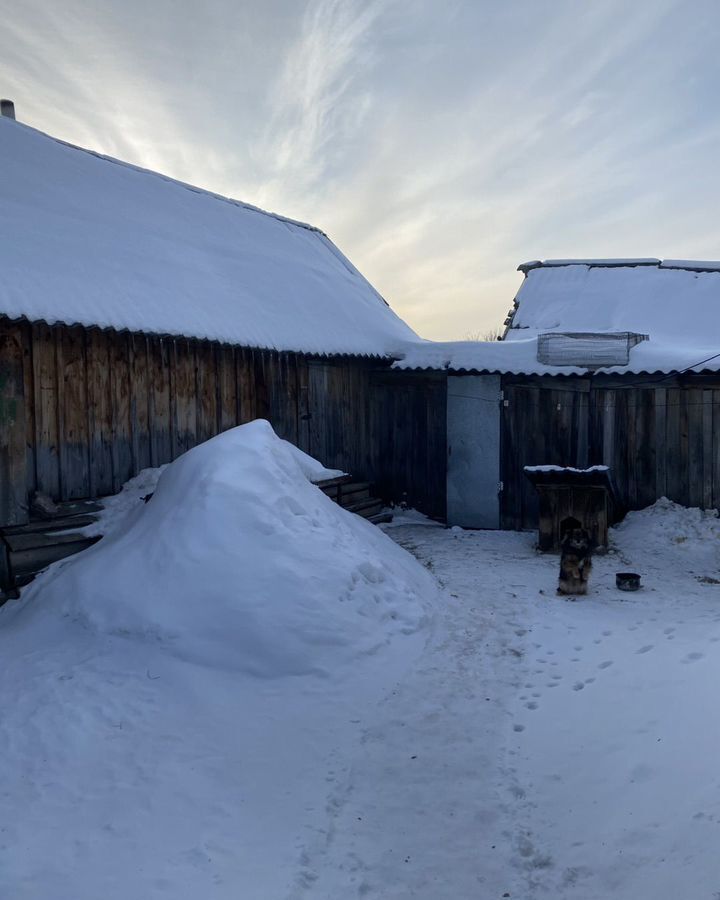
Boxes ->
[0,318,447,525]
[0,323,26,524]
[501,374,720,529]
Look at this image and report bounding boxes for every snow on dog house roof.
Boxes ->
[0,116,418,357]
[395,259,720,375]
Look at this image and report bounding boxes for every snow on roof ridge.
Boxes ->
[660,260,720,272]
[518,258,720,274]
[518,258,661,273]
[3,117,324,238]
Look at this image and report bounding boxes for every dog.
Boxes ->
[558,527,592,597]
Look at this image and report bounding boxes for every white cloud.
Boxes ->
[1,0,720,341]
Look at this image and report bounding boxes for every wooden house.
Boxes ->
[0,107,446,532]
[396,259,720,531]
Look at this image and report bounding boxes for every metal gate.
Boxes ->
[446,374,501,528]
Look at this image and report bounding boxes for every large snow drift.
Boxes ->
[23,420,432,676]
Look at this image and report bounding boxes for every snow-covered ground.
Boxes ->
[2,433,720,899]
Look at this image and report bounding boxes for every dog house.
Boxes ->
[523,465,617,552]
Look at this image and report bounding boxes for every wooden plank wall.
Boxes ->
[369,370,447,520]
[307,361,446,518]
[501,375,720,529]
[1,318,447,524]
[0,322,27,524]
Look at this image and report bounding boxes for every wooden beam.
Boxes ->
[0,323,28,524]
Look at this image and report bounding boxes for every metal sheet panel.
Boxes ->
[447,374,500,528]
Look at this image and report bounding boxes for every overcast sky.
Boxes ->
[1,0,719,340]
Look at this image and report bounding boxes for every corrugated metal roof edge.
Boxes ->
[392,364,720,376]
[0,313,400,361]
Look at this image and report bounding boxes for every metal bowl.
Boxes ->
[616,572,641,591]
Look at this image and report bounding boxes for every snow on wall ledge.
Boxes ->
[0,118,419,357]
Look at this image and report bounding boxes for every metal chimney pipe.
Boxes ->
[0,99,16,119]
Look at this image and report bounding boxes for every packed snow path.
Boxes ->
[302,510,720,899]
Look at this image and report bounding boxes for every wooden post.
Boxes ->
[0,325,28,525]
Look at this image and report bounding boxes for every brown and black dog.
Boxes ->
[558,527,593,597]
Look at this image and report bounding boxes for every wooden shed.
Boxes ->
[0,110,447,532]
[395,259,720,533]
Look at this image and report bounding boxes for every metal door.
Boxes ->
[446,374,501,528]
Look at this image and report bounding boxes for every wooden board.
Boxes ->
[57,326,89,500]
[196,340,218,443]
[110,332,133,491]
[0,323,27,524]
[217,345,238,433]
[31,321,60,499]
[86,329,114,497]
[129,333,151,472]
[172,339,197,456]
[149,337,172,466]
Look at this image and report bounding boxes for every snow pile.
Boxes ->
[23,420,433,677]
[84,465,167,539]
[611,497,720,568]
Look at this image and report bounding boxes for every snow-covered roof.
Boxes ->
[507,260,720,340]
[395,260,720,375]
[0,117,418,357]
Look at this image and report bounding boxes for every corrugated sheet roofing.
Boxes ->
[0,117,418,357]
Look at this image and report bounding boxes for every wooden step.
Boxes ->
[339,488,371,506]
[30,499,104,520]
[3,514,98,536]
[340,482,371,497]
[347,500,385,519]
[10,534,101,579]
[368,512,393,525]
[315,475,352,492]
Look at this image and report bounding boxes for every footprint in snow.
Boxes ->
[636,645,654,654]
[664,627,675,635]
[572,682,585,691]
[683,652,704,663]
[598,661,614,669]
[513,724,526,733]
